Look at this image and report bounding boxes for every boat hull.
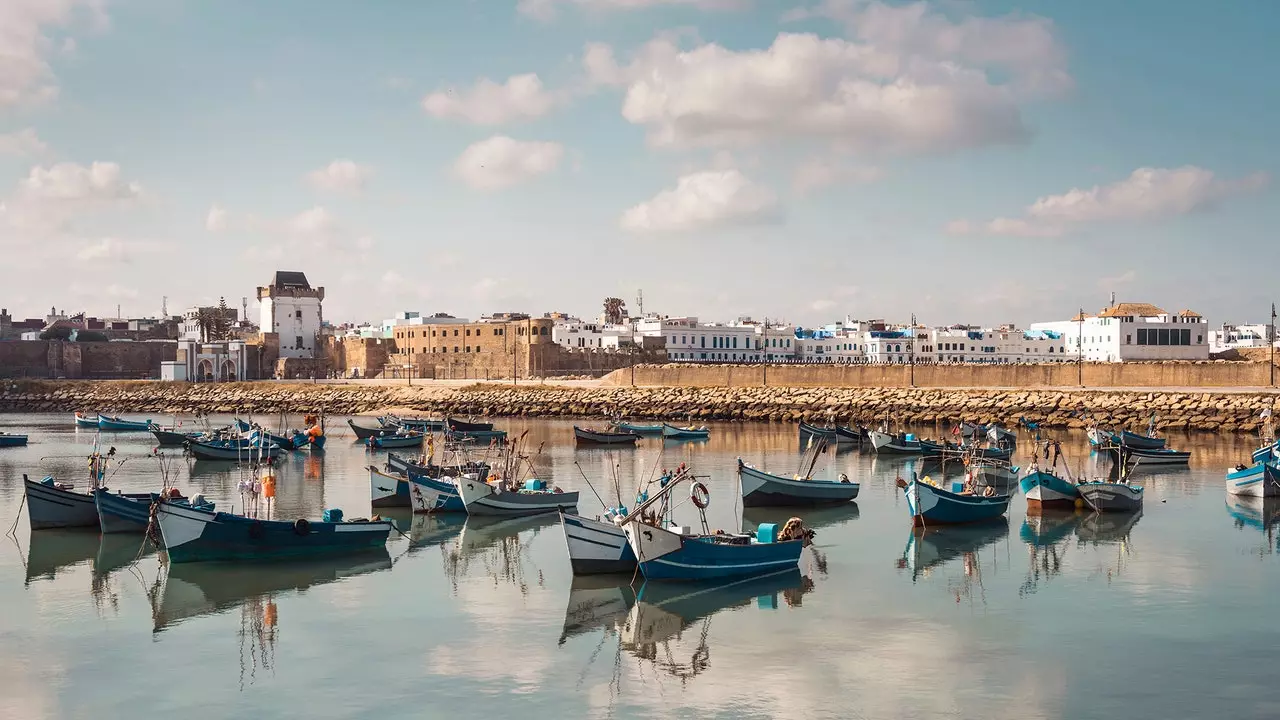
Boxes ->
[623,522,803,581]
[1078,483,1144,512]
[1226,463,1280,498]
[904,480,1011,526]
[151,428,196,446]
[348,420,384,440]
[369,433,426,449]
[407,474,465,513]
[870,430,922,454]
[369,466,410,508]
[98,415,152,432]
[737,460,859,507]
[186,440,283,462]
[0,434,28,447]
[74,413,99,428]
[24,479,99,530]
[561,512,636,575]
[1020,470,1080,508]
[573,427,640,446]
[661,424,710,440]
[1120,430,1166,450]
[1110,446,1190,466]
[94,489,166,534]
[455,477,579,517]
[447,418,494,432]
[1252,443,1278,464]
[157,502,392,563]
[613,422,664,436]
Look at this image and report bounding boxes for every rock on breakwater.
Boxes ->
[1,380,1277,435]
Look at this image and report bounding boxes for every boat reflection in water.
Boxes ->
[1225,496,1280,556]
[618,569,813,685]
[897,521,1009,604]
[24,529,99,585]
[558,576,637,646]
[1075,509,1142,582]
[741,504,860,577]
[1018,510,1083,597]
[444,514,556,593]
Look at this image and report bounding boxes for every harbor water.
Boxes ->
[1,414,1277,719]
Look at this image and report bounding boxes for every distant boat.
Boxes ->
[1077,481,1144,513]
[369,465,411,508]
[24,475,153,530]
[150,425,201,447]
[985,425,1017,446]
[407,473,466,513]
[185,438,283,462]
[447,417,494,433]
[611,421,665,436]
[661,423,710,440]
[455,476,579,517]
[1020,469,1080,509]
[156,502,393,563]
[347,419,385,440]
[447,428,508,444]
[385,415,447,432]
[386,452,489,479]
[1109,445,1190,466]
[0,432,28,448]
[560,511,635,575]
[798,422,839,443]
[1119,429,1166,450]
[1226,462,1280,498]
[900,474,1011,526]
[573,426,639,446]
[368,432,426,450]
[97,414,152,432]
[74,412,99,428]
[737,459,859,507]
[869,429,922,454]
[94,488,200,534]
[967,445,1013,461]
[836,425,866,443]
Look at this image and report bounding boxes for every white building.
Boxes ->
[1030,302,1209,362]
[864,329,918,364]
[552,320,632,350]
[179,305,240,341]
[1209,323,1276,353]
[258,271,325,359]
[637,316,763,362]
[926,326,1069,364]
[163,339,248,382]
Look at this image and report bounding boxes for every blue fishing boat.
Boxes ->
[447,417,494,433]
[369,465,411,508]
[1020,469,1080,508]
[368,431,426,450]
[798,421,839,443]
[156,501,393,563]
[407,472,466,513]
[387,452,489,481]
[0,432,28,447]
[24,475,155,530]
[870,429,922,454]
[899,473,1012,527]
[968,445,1013,461]
[455,475,579,517]
[836,425,865,443]
[612,421,665,436]
[93,488,207,534]
[1226,461,1280,498]
[1119,429,1166,450]
[1252,442,1278,464]
[150,425,202,446]
[74,412,99,428]
[661,423,710,440]
[737,459,859,507]
[97,414,152,432]
[574,426,640,446]
[1108,445,1190,466]
[390,416,447,432]
[248,428,297,452]
[186,438,283,462]
[448,428,508,444]
[231,418,252,432]
[1078,481,1144,512]
[292,429,327,451]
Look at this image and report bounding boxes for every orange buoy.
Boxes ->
[262,473,277,499]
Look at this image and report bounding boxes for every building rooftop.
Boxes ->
[270,271,311,290]
[1178,309,1202,318]
[1097,302,1166,318]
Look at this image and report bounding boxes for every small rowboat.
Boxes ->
[870,430,922,454]
[150,425,202,447]
[1020,469,1080,508]
[737,459,859,507]
[74,412,99,428]
[94,488,200,534]
[448,428,508,444]
[348,419,385,440]
[408,472,466,513]
[661,423,710,440]
[186,438,283,462]
[156,502,393,563]
[1109,445,1190,466]
[0,432,29,448]
[454,476,579,517]
[24,475,154,530]
[368,432,426,450]
[1078,481,1143,513]
[387,416,447,432]
[798,422,839,443]
[612,421,664,436]
[573,426,639,446]
[98,414,152,432]
[447,417,494,433]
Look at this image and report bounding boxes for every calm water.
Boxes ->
[1,414,1277,720]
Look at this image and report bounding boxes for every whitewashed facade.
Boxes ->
[552,321,632,349]
[1030,303,1209,362]
[1209,323,1275,353]
[637,316,763,362]
[258,271,324,359]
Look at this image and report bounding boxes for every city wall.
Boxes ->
[0,341,176,379]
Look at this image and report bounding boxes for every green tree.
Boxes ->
[213,297,232,340]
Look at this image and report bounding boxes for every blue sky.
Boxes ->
[1,0,1276,328]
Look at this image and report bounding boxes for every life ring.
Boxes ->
[294,518,311,535]
[248,520,266,540]
[690,482,710,509]
[983,486,995,497]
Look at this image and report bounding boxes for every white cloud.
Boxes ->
[1099,269,1136,289]
[453,136,564,191]
[586,31,1039,153]
[519,0,743,21]
[792,157,882,195]
[356,235,374,251]
[620,170,780,233]
[205,204,227,232]
[811,299,837,311]
[0,0,105,109]
[0,128,46,156]
[287,206,337,236]
[306,160,373,194]
[18,161,142,202]
[951,166,1270,237]
[422,74,556,125]
[75,237,127,262]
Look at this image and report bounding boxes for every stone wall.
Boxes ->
[323,336,393,378]
[1,379,1275,434]
[0,340,176,378]
[602,361,1276,389]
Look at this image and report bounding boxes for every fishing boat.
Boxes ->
[186,438,284,462]
[0,432,28,447]
[156,502,393,563]
[347,419,385,440]
[898,473,1012,526]
[1108,445,1190,466]
[1118,429,1166,450]
[736,459,859,507]
[869,428,922,454]
[150,425,201,446]
[661,423,710,440]
[93,488,202,534]
[899,520,1009,580]
[386,452,489,479]
[1252,442,1278,464]
[573,426,640,446]
[384,415,447,432]
[836,425,865,443]
[798,421,839,443]
[407,473,467,513]
[247,427,297,452]
[97,414,152,432]
[24,474,157,530]
[368,431,427,450]
[74,412,99,428]
[369,465,412,508]
[1021,469,1079,508]
[966,445,1013,461]
[455,475,579,517]
[447,417,494,433]
[620,468,811,581]
[985,424,1016,446]
[560,511,635,575]
[611,421,665,436]
[1226,461,1280,498]
[448,428,508,444]
[968,459,1021,488]
[291,412,327,451]
[1077,480,1144,513]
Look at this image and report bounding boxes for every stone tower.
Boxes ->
[257,271,324,359]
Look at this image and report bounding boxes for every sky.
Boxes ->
[0,0,1277,329]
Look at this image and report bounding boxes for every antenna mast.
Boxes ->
[636,289,644,316]
[161,296,168,318]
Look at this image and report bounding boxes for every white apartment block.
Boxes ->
[1030,302,1208,362]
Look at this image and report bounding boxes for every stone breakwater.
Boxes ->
[1,381,1277,434]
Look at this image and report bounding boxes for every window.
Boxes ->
[701,336,706,348]
[1181,329,1191,345]
[1158,328,1170,346]
[454,346,459,353]
[295,310,302,318]
[453,329,459,337]
[541,327,549,336]
[466,329,471,336]
[294,336,303,349]
[1197,334,1203,344]
[733,337,738,349]
[1126,334,1132,345]
[465,346,471,352]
